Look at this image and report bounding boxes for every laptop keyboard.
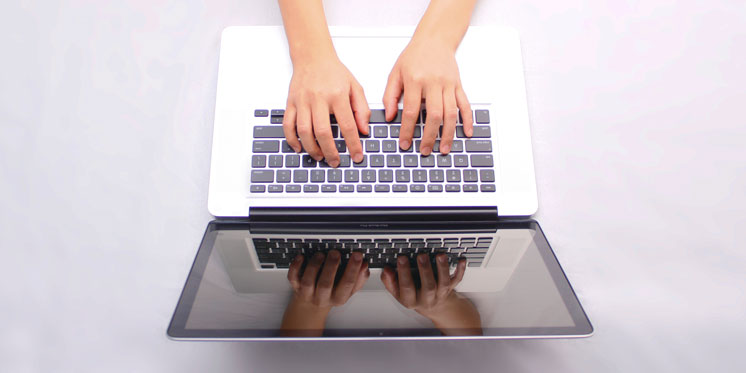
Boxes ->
[252,236,492,269]
[249,108,496,194]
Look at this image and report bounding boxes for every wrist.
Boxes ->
[289,41,338,66]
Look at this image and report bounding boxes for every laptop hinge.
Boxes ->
[248,207,498,223]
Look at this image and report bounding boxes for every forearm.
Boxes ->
[278,0,337,64]
[418,293,483,336]
[280,297,332,336]
[412,0,477,51]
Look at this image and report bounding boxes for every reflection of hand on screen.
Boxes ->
[280,250,369,336]
[381,253,482,336]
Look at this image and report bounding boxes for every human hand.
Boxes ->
[383,37,474,155]
[282,55,370,167]
[281,251,370,335]
[381,253,482,335]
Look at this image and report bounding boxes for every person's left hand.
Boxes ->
[383,37,474,156]
[287,250,370,309]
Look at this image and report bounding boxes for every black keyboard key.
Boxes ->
[390,125,401,137]
[335,140,346,153]
[412,170,428,182]
[339,155,351,167]
[463,184,478,192]
[253,140,279,153]
[255,109,269,117]
[327,169,343,182]
[378,169,394,182]
[395,169,410,182]
[365,140,380,152]
[446,170,461,182]
[446,184,460,192]
[268,185,283,193]
[480,169,495,182]
[410,184,426,192]
[362,170,376,182]
[357,184,372,192]
[311,169,325,182]
[375,184,390,193]
[345,169,359,182]
[270,109,285,117]
[465,140,492,152]
[420,155,435,167]
[276,170,291,183]
[386,154,402,167]
[293,170,308,182]
[286,185,301,193]
[428,184,443,192]
[340,184,354,192]
[252,155,266,168]
[369,109,388,123]
[329,114,337,124]
[456,126,466,138]
[436,154,452,167]
[480,184,496,192]
[382,140,397,152]
[304,185,319,193]
[331,126,339,137]
[470,155,494,167]
[413,126,422,138]
[285,154,300,167]
[253,126,284,138]
[281,140,294,153]
[302,155,317,168]
[251,170,274,183]
[374,126,388,138]
[475,110,490,124]
[393,184,408,192]
[463,169,478,182]
[268,155,283,168]
[472,126,491,138]
[429,169,444,182]
[250,185,266,193]
[370,155,385,168]
[322,184,336,193]
[404,155,419,167]
[451,140,464,152]
[454,155,469,167]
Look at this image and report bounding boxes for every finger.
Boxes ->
[399,82,422,151]
[332,251,363,304]
[297,103,323,161]
[420,86,443,156]
[440,88,458,155]
[435,253,451,297]
[456,86,473,137]
[286,254,304,292]
[315,250,341,303]
[281,105,301,153]
[311,101,339,166]
[380,266,400,299]
[350,81,371,136]
[383,69,403,121]
[396,255,417,308]
[450,259,467,289]
[333,98,364,164]
[351,261,370,294]
[417,253,437,304]
[299,252,324,299]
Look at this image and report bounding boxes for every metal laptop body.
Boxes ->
[207,26,538,217]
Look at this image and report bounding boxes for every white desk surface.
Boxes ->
[1,1,744,372]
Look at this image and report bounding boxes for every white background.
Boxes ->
[1,1,745,372]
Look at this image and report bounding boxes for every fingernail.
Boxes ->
[293,146,301,153]
[398,256,408,265]
[400,140,410,150]
[441,144,450,154]
[418,255,427,264]
[438,255,446,263]
[330,159,340,168]
[421,146,431,155]
[353,152,364,163]
[352,252,362,262]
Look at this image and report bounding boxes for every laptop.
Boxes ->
[167,26,592,340]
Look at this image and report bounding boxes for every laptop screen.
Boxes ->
[168,220,592,340]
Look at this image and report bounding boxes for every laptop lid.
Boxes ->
[167,219,593,340]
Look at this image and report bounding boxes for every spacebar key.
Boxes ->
[470,155,494,167]
[251,170,274,183]
[253,126,285,138]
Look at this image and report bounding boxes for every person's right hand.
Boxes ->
[282,55,370,167]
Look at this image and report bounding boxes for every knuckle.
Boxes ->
[402,109,419,118]
[297,125,312,137]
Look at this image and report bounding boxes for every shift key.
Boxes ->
[251,170,274,183]
[470,154,494,167]
[253,140,280,153]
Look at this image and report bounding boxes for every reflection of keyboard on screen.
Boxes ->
[252,236,493,269]
[249,108,495,194]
